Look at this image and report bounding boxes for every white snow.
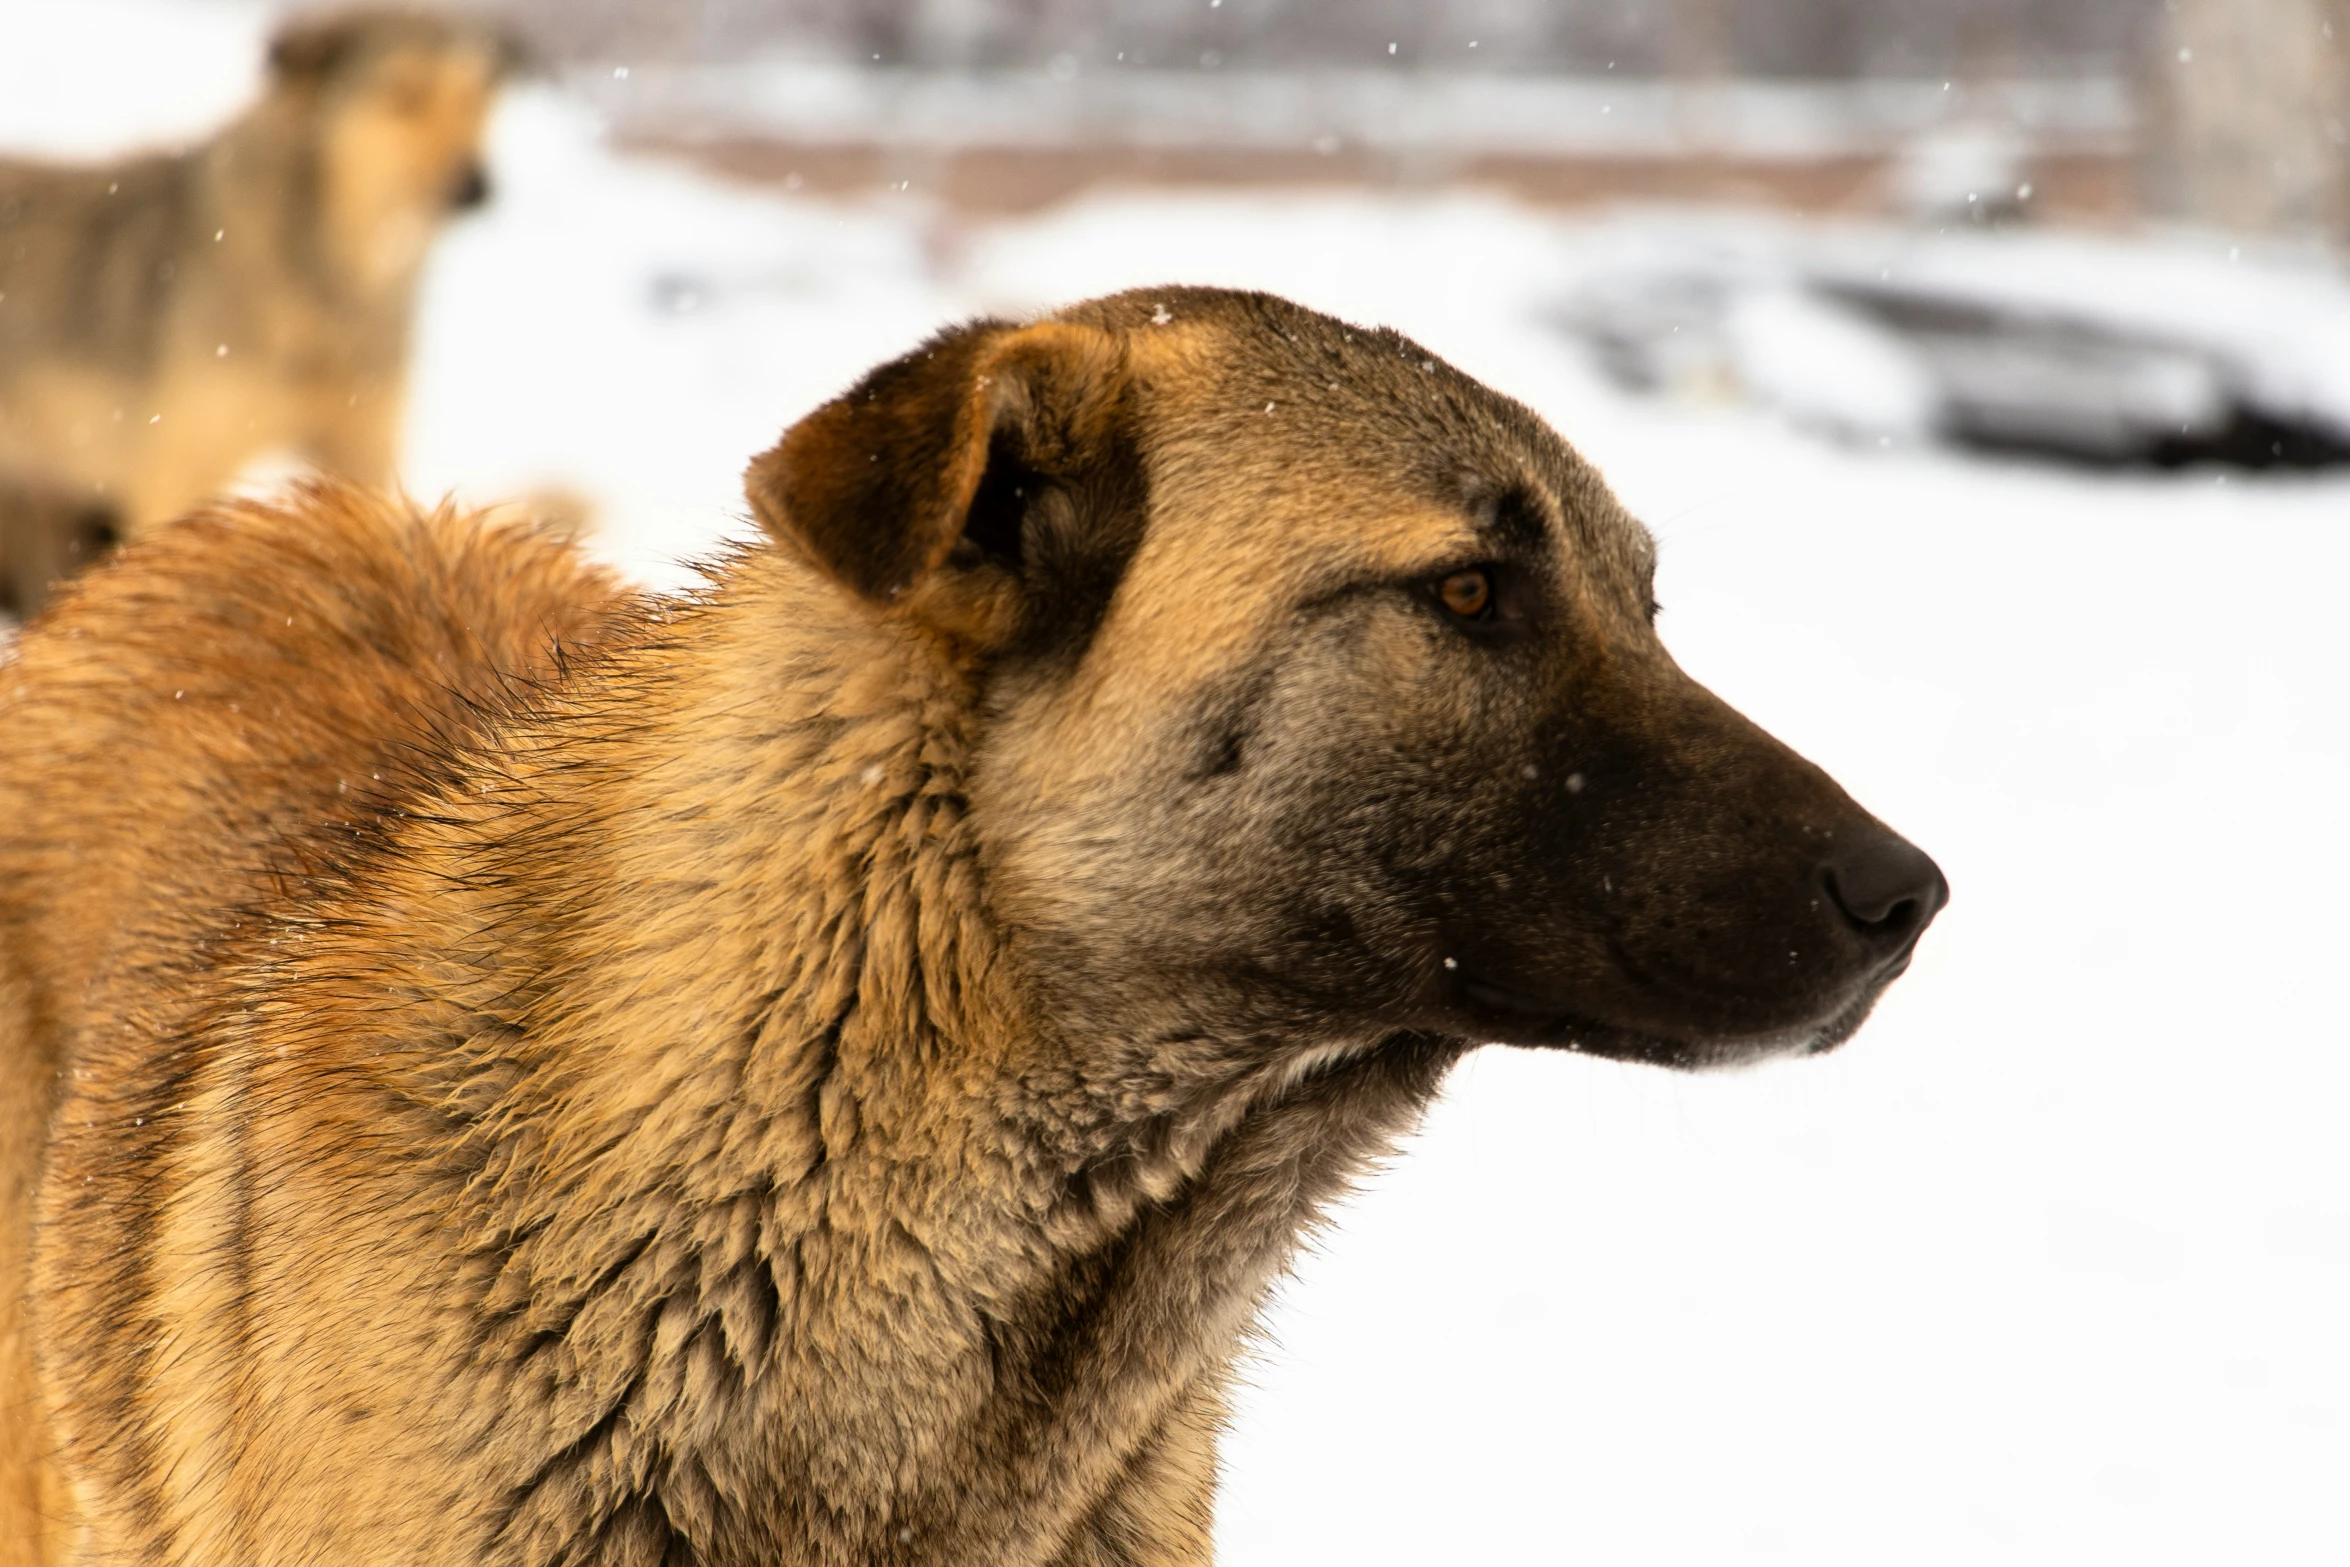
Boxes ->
[1720,283,1940,441]
[401,91,956,589]
[6,11,2347,1563]
[0,0,271,159]
[1890,120,2033,219]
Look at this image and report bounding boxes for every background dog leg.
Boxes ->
[0,488,119,621]
[303,373,407,494]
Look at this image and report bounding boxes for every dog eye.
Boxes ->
[1437,568,1494,621]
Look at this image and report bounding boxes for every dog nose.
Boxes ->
[449,164,491,211]
[1819,831,1948,947]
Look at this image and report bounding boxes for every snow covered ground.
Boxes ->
[9,5,2349,1560]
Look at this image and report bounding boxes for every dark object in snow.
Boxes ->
[1823,281,2350,469]
[0,485,119,622]
[1564,243,2350,471]
[2145,409,2350,470]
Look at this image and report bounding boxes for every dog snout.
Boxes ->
[1818,831,1948,950]
[448,163,490,211]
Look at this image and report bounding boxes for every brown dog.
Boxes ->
[0,8,516,618]
[0,288,1946,1566]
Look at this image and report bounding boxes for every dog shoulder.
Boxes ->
[0,482,631,1034]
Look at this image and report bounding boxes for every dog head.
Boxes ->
[267,8,520,293]
[747,288,1946,1071]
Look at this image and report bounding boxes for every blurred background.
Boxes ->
[4,0,2346,1561]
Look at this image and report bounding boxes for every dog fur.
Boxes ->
[0,287,1945,1565]
[0,8,515,617]
[0,484,630,1564]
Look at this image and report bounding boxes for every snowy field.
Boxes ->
[9,4,2350,1561]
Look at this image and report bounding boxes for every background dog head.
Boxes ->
[266,7,520,296]
[749,287,1946,1072]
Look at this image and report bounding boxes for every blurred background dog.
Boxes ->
[0,7,515,615]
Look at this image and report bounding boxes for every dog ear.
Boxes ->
[267,13,367,83]
[745,319,1134,615]
[492,26,534,79]
[269,12,523,85]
